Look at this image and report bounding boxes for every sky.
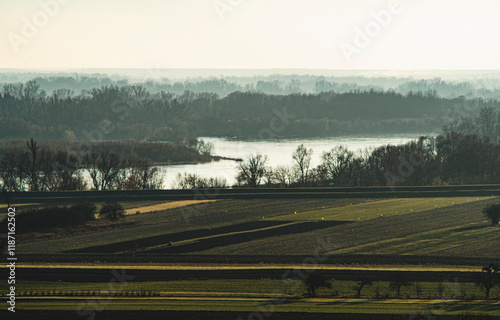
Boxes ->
[1,0,499,70]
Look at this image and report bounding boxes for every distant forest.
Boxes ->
[4,73,500,99]
[2,76,500,141]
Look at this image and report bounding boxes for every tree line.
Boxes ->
[4,74,500,99]
[3,80,500,141]
[0,139,166,191]
[235,133,500,188]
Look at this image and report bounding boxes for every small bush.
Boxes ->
[99,202,125,221]
[483,204,500,226]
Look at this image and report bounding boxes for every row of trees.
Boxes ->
[174,172,227,189]
[236,133,500,188]
[305,264,499,299]
[0,139,164,191]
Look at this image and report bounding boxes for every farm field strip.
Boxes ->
[10,279,500,297]
[12,298,500,315]
[330,221,498,255]
[270,197,493,222]
[11,264,483,272]
[136,221,303,252]
[69,221,294,254]
[123,200,216,215]
[145,221,342,253]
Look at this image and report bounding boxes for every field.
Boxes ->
[2,187,500,319]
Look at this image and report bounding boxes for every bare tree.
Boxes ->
[25,138,40,191]
[292,144,313,186]
[122,158,164,190]
[273,165,292,187]
[83,152,122,190]
[236,154,268,188]
[174,172,226,189]
[321,146,356,186]
[0,151,29,191]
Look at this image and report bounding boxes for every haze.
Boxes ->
[1,0,500,70]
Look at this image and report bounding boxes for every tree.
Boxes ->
[174,172,226,189]
[83,152,122,190]
[273,165,293,187]
[414,283,423,298]
[477,106,497,140]
[37,149,85,191]
[99,202,125,221]
[303,273,332,297]
[236,154,268,188]
[354,278,373,298]
[26,138,40,191]
[482,204,500,226]
[0,151,29,192]
[321,146,356,186]
[122,158,164,190]
[389,278,413,297]
[475,264,499,299]
[292,144,313,186]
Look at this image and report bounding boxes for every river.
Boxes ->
[161,134,428,188]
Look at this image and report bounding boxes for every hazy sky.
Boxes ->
[1,0,499,70]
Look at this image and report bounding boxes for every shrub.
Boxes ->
[99,202,125,221]
[482,204,500,226]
